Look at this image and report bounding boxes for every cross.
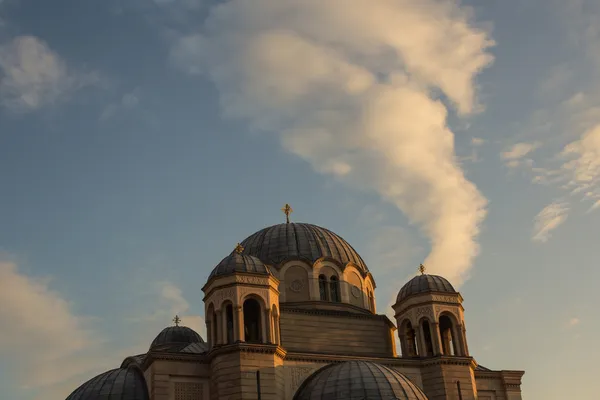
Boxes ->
[281,203,293,223]
[173,315,181,327]
[235,243,245,254]
[418,263,426,275]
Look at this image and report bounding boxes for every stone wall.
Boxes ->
[279,310,394,357]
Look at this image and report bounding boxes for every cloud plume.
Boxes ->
[171,0,494,283]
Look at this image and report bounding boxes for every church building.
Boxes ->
[66,205,525,400]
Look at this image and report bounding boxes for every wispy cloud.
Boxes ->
[567,317,580,327]
[532,202,569,243]
[99,88,141,121]
[0,36,99,113]
[170,0,494,284]
[501,141,541,168]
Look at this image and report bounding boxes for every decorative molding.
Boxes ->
[236,275,267,285]
[431,294,458,303]
[289,279,305,293]
[415,306,433,320]
[238,287,269,303]
[351,285,361,298]
[434,305,458,319]
[210,288,237,308]
[289,367,315,392]
[174,382,204,400]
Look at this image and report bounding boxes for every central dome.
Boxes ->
[240,223,368,274]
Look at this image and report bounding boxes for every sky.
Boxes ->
[0,0,598,398]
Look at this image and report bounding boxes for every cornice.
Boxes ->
[281,304,388,321]
[208,343,287,361]
[141,350,209,370]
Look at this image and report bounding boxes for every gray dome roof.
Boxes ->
[293,361,428,400]
[150,326,204,350]
[66,366,149,400]
[209,251,272,279]
[241,223,369,274]
[397,274,456,303]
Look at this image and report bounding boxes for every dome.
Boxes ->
[241,223,368,274]
[396,274,456,303]
[150,325,204,350]
[66,366,149,400]
[293,360,428,400]
[209,251,272,279]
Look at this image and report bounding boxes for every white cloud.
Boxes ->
[99,88,141,121]
[0,35,98,112]
[0,261,114,390]
[532,202,569,243]
[568,317,580,327]
[501,142,541,162]
[170,0,494,284]
[471,137,485,146]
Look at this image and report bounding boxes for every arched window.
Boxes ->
[422,320,434,356]
[329,276,341,302]
[318,274,328,301]
[225,304,234,344]
[405,322,418,357]
[439,315,458,356]
[243,298,262,343]
[212,311,218,345]
[368,290,375,312]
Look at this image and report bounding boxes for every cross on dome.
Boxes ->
[234,243,245,254]
[419,264,426,275]
[172,315,181,327]
[281,203,293,223]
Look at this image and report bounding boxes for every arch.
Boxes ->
[399,319,418,357]
[312,261,342,280]
[345,269,364,308]
[439,311,463,356]
[329,276,341,302]
[419,317,435,357]
[243,298,262,343]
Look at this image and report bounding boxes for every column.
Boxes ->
[235,306,244,342]
[206,320,212,349]
[215,310,223,345]
[274,315,281,345]
[398,333,408,357]
[451,324,463,356]
[431,322,443,356]
[458,324,469,356]
[263,309,272,343]
[416,326,426,357]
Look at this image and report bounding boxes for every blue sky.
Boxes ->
[0,0,598,399]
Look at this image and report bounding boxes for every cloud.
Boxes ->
[128,281,206,338]
[532,202,569,243]
[99,88,141,121]
[0,260,113,390]
[170,0,494,285]
[567,317,580,327]
[501,142,541,163]
[0,35,98,113]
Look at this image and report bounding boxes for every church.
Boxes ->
[66,205,525,400]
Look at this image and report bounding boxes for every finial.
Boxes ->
[235,243,244,254]
[173,315,181,327]
[419,263,426,275]
[281,203,293,223]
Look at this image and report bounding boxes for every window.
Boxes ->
[243,298,262,343]
[329,276,341,302]
[225,304,234,344]
[318,274,328,301]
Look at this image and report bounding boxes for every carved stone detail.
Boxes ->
[211,288,237,308]
[289,367,314,393]
[350,285,361,298]
[238,287,269,303]
[289,279,305,292]
[415,306,433,320]
[435,305,457,319]
[236,276,266,285]
[432,295,457,303]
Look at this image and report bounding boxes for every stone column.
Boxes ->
[416,326,426,357]
[274,315,281,345]
[235,306,244,342]
[263,309,272,343]
[458,324,469,356]
[431,322,443,356]
[451,324,463,356]
[206,320,212,349]
[398,333,408,357]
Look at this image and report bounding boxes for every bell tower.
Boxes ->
[202,244,284,400]
[392,265,475,400]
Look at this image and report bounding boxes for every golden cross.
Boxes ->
[173,315,181,327]
[281,203,293,223]
[235,243,245,254]
[418,264,426,275]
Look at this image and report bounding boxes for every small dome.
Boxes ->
[66,366,149,400]
[294,360,428,400]
[209,251,272,279]
[396,274,456,303]
[150,326,204,350]
[241,223,369,274]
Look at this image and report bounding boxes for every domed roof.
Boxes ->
[293,360,428,400]
[396,274,456,303]
[209,250,272,279]
[150,325,204,350]
[241,223,368,273]
[66,366,149,400]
